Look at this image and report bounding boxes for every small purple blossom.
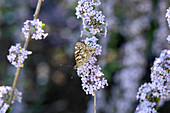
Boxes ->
[7,43,31,67]
[22,19,48,40]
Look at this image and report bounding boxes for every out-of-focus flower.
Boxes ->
[0,86,22,113]
[7,43,32,67]
[167,35,170,43]
[166,7,170,28]
[22,19,48,40]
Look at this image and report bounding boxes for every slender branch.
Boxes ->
[34,0,44,19]
[8,0,44,107]
[94,90,96,113]
[8,68,21,106]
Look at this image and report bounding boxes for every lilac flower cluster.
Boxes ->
[136,7,170,113]
[22,19,48,40]
[75,0,108,96]
[0,86,22,113]
[135,49,170,113]
[75,0,107,36]
[7,43,31,67]
[77,37,108,95]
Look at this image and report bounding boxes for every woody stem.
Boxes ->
[8,0,44,107]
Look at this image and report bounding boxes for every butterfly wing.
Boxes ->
[74,41,95,69]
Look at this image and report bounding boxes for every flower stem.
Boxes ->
[156,99,160,110]
[94,90,96,113]
[8,0,44,107]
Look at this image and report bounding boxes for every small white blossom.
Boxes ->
[22,19,48,40]
[7,43,31,67]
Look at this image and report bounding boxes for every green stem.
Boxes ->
[156,99,160,110]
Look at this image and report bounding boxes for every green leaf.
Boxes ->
[42,24,45,28]
[154,97,160,102]
[96,41,100,44]
[85,28,90,32]
[6,107,12,113]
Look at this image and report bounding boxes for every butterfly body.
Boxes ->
[74,41,95,69]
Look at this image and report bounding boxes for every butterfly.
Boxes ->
[74,41,95,69]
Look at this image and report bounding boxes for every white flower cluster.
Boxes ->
[166,7,170,28]
[7,43,31,67]
[22,19,48,40]
[0,86,22,113]
[136,6,170,113]
[77,36,108,95]
[136,50,170,113]
[75,0,108,96]
[75,0,107,36]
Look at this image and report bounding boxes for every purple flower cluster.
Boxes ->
[75,0,107,36]
[22,19,48,40]
[136,50,170,112]
[136,7,170,113]
[77,37,108,95]
[0,86,22,113]
[7,43,31,67]
[166,7,170,28]
[75,0,108,96]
